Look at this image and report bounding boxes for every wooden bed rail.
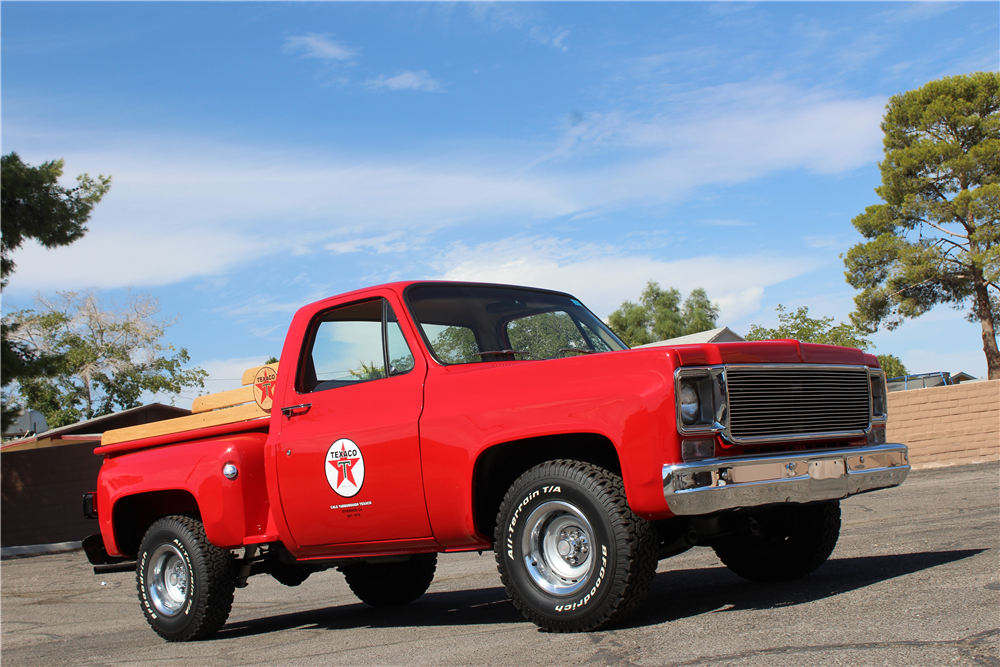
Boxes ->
[100,363,280,447]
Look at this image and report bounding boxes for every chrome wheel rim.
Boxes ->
[521,500,595,596]
[147,544,189,617]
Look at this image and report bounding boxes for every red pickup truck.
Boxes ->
[83,281,909,641]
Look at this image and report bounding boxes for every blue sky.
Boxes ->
[3,1,998,404]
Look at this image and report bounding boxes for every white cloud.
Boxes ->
[8,226,265,291]
[432,236,816,323]
[325,232,412,254]
[198,356,275,395]
[703,219,752,227]
[529,26,570,52]
[467,4,570,51]
[367,70,443,92]
[534,83,886,185]
[2,139,579,291]
[803,235,848,249]
[282,34,357,61]
[2,80,886,293]
[876,2,959,24]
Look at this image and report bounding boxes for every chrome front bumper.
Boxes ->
[662,443,909,516]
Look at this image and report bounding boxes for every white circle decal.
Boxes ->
[325,439,365,498]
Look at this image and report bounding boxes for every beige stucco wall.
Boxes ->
[887,379,999,470]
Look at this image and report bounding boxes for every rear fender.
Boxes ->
[97,432,269,558]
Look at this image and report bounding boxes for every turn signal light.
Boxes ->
[681,438,716,462]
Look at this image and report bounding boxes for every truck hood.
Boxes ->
[642,339,877,367]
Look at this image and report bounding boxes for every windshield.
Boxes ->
[406,284,627,365]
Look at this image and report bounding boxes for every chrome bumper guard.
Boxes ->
[663,443,909,516]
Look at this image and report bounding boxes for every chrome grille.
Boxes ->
[726,367,871,441]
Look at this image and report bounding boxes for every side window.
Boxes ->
[422,323,480,364]
[506,311,588,358]
[577,320,615,352]
[302,299,415,393]
[386,307,415,375]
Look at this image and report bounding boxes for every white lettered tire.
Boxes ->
[494,460,657,632]
[136,515,236,641]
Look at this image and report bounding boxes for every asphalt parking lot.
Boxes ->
[2,462,998,667]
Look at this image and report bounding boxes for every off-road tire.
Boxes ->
[494,459,658,632]
[136,515,236,641]
[341,554,437,607]
[713,501,841,583]
[269,562,312,587]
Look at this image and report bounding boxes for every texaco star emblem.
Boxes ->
[325,439,365,497]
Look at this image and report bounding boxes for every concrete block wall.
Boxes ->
[887,379,999,469]
[1,444,104,548]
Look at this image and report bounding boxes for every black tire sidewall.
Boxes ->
[498,472,618,624]
[137,521,204,639]
[342,554,437,606]
[713,501,841,582]
[270,562,311,587]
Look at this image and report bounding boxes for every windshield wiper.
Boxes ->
[558,348,596,355]
[465,349,543,360]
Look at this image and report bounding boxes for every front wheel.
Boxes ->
[494,460,657,632]
[713,501,841,583]
[269,561,312,587]
[136,515,236,641]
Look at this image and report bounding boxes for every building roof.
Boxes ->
[635,326,745,348]
[1,403,191,453]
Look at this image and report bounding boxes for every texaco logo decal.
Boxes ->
[252,365,278,411]
[325,439,365,498]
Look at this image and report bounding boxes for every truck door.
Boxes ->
[274,297,432,548]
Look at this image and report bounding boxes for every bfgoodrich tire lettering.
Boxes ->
[713,501,841,583]
[136,515,236,641]
[494,460,657,632]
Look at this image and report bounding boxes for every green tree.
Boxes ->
[1,153,111,286]
[4,290,207,428]
[746,305,873,349]
[681,288,720,335]
[507,311,593,358]
[844,72,1000,379]
[746,305,908,377]
[607,281,719,347]
[1,152,112,430]
[348,360,385,382]
[876,354,909,379]
[428,325,480,363]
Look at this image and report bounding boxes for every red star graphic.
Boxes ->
[328,444,360,488]
[255,380,274,402]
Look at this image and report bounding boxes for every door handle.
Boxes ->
[281,403,312,418]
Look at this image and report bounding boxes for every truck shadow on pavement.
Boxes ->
[215,548,985,638]
[621,548,987,630]
[217,585,522,638]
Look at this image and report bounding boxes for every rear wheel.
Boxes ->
[494,460,657,632]
[341,554,437,607]
[713,501,841,582]
[136,515,236,641]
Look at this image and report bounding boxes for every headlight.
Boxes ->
[679,382,700,424]
[675,367,726,434]
[870,368,888,421]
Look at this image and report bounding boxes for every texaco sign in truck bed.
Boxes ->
[83,281,910,640]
